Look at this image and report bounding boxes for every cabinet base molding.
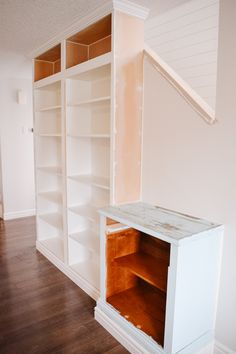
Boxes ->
[95,300,214,354]
[36,241,99,300]
[4,208,36,220]
[214,341,235,354]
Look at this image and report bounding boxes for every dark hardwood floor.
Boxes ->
[0,217,128,354]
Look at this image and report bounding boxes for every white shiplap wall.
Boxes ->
[145,0,219,109]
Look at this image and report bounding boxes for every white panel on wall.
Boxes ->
[145,0,220,110]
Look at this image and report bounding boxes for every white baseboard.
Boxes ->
[36,241,99,301]
[4,208,36,220]
[214,341,236,354]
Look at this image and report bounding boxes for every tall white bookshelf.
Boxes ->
[66,63,111,290]
[33,4,148,299]
[34,81,65,262]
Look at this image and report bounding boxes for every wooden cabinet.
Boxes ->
[95,202,223,354]
[33,3,148,299]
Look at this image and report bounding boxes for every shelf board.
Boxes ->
[38,212,63,230]
[37,166,62,176]
[38,191,62,204]
[39,237,64,261]
[68,96,110,107]
[37,105,61,112]
[69,174,110,190]
[68,134,110,139]
[115,252,168,292]
[66,52,111,80]
[69,230,99,254]
[107,284,166,345]
[68,204,97,223]
[37,133,62,137]
[70,259,100,290]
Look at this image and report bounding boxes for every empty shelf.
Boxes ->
[68,134,110,139]
[115,252,168,292]
[107,283,166,345]
[69,174,110,190]
[38,191,62,204]
[37,105,61,112]
[37,133,62,137]
[37,166,62,175]
[69,205,97,223]
[39,212,63,230]
[68,96,110,107]
[69,230,99,254]
[39,237,64,261]
[70,259,100,290]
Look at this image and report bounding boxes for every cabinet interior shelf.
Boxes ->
[69,230,99,254]
[38,191,62,204]
[106,225,171,347]
[107,281,166,345]
[68,204,97,223]
[67,96,110,107]
[115,252,168,292]
[39,212,63,230]
[37,166,62,176]
[69,174,110,190]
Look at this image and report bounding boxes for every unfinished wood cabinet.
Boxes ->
[34,44,61,81]
[95,202,223,354]
[106,228,170,346]
[66,15,112,69]
[33,3,148,300]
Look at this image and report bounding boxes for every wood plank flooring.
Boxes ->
[0,216,128,354]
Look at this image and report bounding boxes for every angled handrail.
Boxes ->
[144,44,217,125]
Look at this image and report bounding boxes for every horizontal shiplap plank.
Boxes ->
[160,40,218,62]
[193,86,216,97]
[168,51,217,70]
[146,0,218,29]
[144,0,219,110]
[146,16,218,46]
[151,29,218,55]
[145,3,219,37]
[185,74,216,88]
[177,62,217,78]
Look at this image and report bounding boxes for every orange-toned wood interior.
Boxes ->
[106,226,170,346]
[34,44,61,82]
[66,15,112,69]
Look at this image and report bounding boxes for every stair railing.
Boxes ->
[144,44,217,125]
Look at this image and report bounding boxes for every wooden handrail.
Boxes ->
[144,45,217,125]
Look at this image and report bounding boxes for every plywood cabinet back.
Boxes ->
[34,44,61,81]
[106,225,170,346]
[66,15,112,69]
[106,228,140,298]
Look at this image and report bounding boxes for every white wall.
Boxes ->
[142,0,236,352]
[145,0,219,109]
[0,52,35,219]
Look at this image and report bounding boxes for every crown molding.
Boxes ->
[113,0,149,20]
[28,0,149,59]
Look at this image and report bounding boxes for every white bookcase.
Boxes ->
[33,3,149,299]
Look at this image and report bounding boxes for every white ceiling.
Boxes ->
[0,0,189,55]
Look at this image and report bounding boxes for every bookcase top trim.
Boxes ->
[29,0,149,59]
